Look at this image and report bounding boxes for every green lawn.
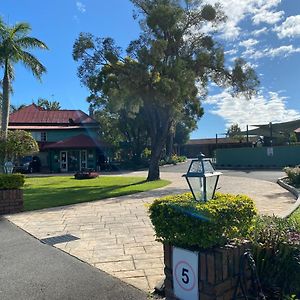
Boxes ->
[24,176,170,211]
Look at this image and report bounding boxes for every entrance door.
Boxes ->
[60,151,68,172]
[68,150,80,172]
[80,150,87,170]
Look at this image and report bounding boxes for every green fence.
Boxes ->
[216,145,300,168]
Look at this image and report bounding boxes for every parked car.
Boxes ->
[14,156,41,173]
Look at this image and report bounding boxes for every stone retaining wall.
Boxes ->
[0,189,23,215]
[164,243,252,300]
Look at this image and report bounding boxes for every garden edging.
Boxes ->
[277,176,300,218]
[0,189,23,215]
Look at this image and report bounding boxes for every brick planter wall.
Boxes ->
[0,189,23,215]
[164,243,252,300]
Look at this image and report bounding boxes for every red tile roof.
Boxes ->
[9,104,98,125]
[44,134,109,149]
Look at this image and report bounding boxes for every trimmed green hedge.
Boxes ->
[0,174,25,189]
[149,192,257,249]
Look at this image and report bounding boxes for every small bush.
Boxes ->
[160,155,187,166]
[0,174,25,189]
[250,216,300,297]
[149,192,257,249]
[284,166,300,186]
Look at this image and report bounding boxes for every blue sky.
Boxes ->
[2,0,300,139]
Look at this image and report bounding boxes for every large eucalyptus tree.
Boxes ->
[73,0,260,181]
[0,20,48,139]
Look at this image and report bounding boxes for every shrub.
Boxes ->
[149,192,257,249]
[0,174,25,189]
[284,166,300,186]
[160,155,187,166]
[250,216,300,297]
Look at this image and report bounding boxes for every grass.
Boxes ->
[23,176,170,211]
[291,206,300,222]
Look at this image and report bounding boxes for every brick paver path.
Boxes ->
[6,172,297,292]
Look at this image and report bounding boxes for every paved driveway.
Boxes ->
[0,218,146,300]
[6,170,297,293]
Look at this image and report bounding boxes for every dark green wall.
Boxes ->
[216,145,300,168]
[30,128,98,142]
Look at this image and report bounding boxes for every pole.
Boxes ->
[269,122,273,146]
[246,125,249,143]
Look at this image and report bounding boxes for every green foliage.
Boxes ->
[160,154,187,165]
[284,166,300,186]
[149,192,257,249]
[36,98,61,110]
[290,132,298,144]
[142,147,151,159]
[226,123,244,142]
[250,216,300,297]
[0,173,25,189]
[0,130,39,161]
[0,19,48,136]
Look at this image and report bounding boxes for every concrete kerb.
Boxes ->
[277,176,300,218]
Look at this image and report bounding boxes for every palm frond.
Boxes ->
[20,51,46,79]
[11,22,31,38]
[16,37,48,50]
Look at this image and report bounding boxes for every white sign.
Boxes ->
[267,147,274,157]
[173,247,199,300]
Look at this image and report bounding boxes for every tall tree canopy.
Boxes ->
[73,0,259,181]
[0,19,48,139]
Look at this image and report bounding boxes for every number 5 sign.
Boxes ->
[173,247,199,300]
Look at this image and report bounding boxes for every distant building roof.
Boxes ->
[241,119,300,137]
[186,137,254,145]
[44,134,109,149]
[9,104,98,126]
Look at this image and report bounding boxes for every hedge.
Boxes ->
[149,192,257,249]
[0,174,25,189]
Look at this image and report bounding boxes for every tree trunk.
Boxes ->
[147,146,162,181]
[1,60,10,140]
[166,132,174,158]
[147,124,170,181]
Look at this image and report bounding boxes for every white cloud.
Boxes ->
[267,45,300,57]
[203,0,282,40]
[252,8,284,25]
[275,15,300,39]
[248,45,300,59]
[239,38,259,48]
[204,90,300,130]
[252,27,268,36]
[76,1,86,13]
[224,49,238,56]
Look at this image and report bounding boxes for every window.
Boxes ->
[41,132,47,142]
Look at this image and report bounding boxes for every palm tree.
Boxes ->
[0,20,48,139]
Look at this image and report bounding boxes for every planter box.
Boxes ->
[74,170,99,180]
[164,243,252,300]
[0,189,23,215]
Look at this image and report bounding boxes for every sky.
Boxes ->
[1,0,300,139]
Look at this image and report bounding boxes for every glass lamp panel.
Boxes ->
[187,176,204,201]
[205,175,218,200]
[189,160,203,174]
[203,159,215,174]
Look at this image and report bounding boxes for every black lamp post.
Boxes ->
[183,154,222,202]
